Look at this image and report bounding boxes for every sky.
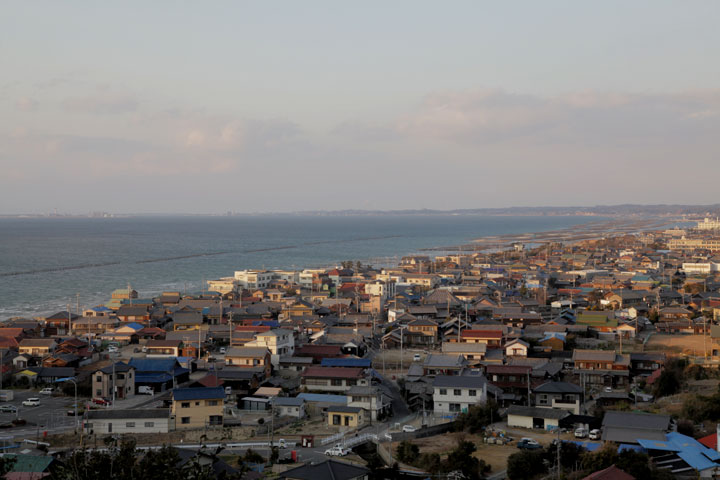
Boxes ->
[1,1,719,214]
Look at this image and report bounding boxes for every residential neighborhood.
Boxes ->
[4,217,720,478]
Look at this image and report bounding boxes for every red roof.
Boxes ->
[461,330,502,339]
[196,374,225,388]
[235,325,271,333]
[645,367,662,385]
[582,465,635,480]
[699,432,717,450]
[302,366,364,379]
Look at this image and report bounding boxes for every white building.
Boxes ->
[682,263,720,275]
[697,217,720,230]
[246,328,295,366]
[206,277,238,294]
[233,270,274,289]
[85,409,172,434]
[432,374,488,415]
[272,397,306,418]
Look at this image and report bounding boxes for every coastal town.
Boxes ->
[3,217,720,479]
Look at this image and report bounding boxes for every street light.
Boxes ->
[56,377,78,432]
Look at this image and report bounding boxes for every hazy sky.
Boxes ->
[1,1,719,214]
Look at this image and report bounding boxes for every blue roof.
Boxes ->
[637,432,720,471]
[124,322,145,331]
[568,441,602,452]
[252,320,279,327]
[173,387,225,401]
[541,332,567,342]
[135,373,173,383]
[129,357,181,373]
[91,306,112,312]
[297,393,347,404]
[321,358,371,368]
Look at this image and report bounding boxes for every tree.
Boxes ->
[395,441,419,464]
[507,450,546,480]
[444,440,488,480]
[653,369,681,398]
[453,401,499,433]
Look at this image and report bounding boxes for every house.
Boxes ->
[71,316,118,335]
[301,366,368,393]
[171,387,224,429]
[533,381,582,414]
[504,339,529,357]
[581,465,635,480]
[630,352,666,377]
[272,397,306,418]
[43,311,79,336]
[637,431,720,477]
[538,332,566,351]
[601,411,672,444]
[327,405,365,429]
[245,329,294,365]
[404,318,438,347]
[145,339,183,357]
[115,305,151,324]
[347,385,390,421]
[92,362,136,400]
[85,409,171,434]
[172,309,204,331]
[18,339,56,357]
[225,347,272,377]
[2,454,58,478]
[441,342,487,364]
[572,350,630,388]
[422,354,468,376]
[432,374,488,415]
[129,357,190,393]
[506,405,570,430]
[280,459,369,480]
[460,329,502,347]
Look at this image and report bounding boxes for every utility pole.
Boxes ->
[556,427,561,480]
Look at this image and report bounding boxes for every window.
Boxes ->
[208,400,218,406]
[449,403,461,412]
[181,402,190,408]
[469,390,476,397]
[453,389,461,396]
[439,389,447,395]
[96,376,102,382]
[144,422,154,428]
[195,401,200,406]
[96,389,102,396]
[332,414,341,425]
[126,422,135,428]
[117,373,125,380]
[331,379,343,386]
[181,417,190,424]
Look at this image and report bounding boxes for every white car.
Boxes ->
[402,425,417,433]
[108,346,119,353]
[413,354,421,361]
[39,387,54,395]
[22,398,40,407]
[589,429,601,440]
[603,386,612,393]
[324,445,350,456]
[574,427,588,438]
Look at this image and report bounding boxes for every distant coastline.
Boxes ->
[1,202,719,219]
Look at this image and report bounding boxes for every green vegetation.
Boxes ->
[396,438,489,480]
[452,402,499,433]
[507,442,673,480]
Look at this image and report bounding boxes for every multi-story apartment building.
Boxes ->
[233,270,274,289]
[301,366,368,393]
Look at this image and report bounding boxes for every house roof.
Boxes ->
[302,366,365,379]
[87,409,170,420]
[3,454,54,473]
[280,459,369,480]
[441,342,487,354]
[173,387,225,401]
[461,330,502,339]
[272,397,305,407]
[226,347,270,357]
[432,374,487,389]
[423,354,467,368]
[582,465,635,480]
[534,381,582,394]
[320,358,372,368]
[18,339,56,347]
[326,406,363,414]
[507,405,570,420]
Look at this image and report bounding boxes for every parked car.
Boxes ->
[517,438,541,450]
[413,353,421,361]
[92,397,111,406]
[324,445,350,456]
[574,427,588,438]
[138,386,154,395]
[0,405,17,414]
[107,346,119,353]
[402,425,417,433]
[39,387,54,395]
[219,347,227,354]
[603,386,613,393]
[589,429,601,440]
[22,398,40,407]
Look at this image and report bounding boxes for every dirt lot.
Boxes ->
[645,333,709,355]
[372,348,431,375]
[390,423,576,474]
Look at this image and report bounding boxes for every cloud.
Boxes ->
[394,88,720,147]
[63,92,140,114]
[15,97,38,112]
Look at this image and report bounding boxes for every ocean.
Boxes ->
[0,215,601,319]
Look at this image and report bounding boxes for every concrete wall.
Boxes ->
[507,414,534,429]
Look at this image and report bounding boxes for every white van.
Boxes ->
[138,386,154,395]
